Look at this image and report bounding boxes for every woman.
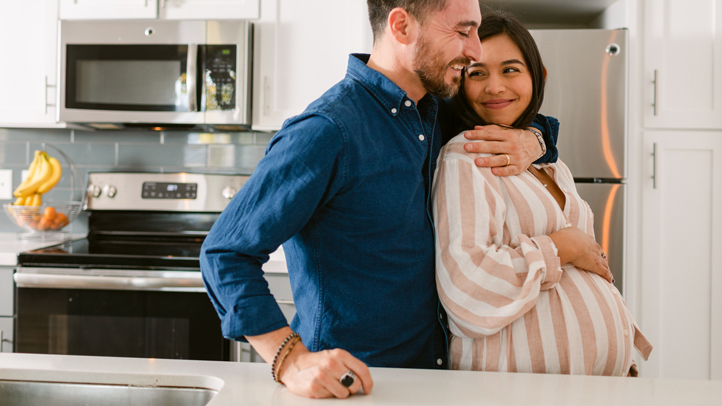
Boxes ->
[433,11,652,376]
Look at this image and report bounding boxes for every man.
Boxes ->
[201,0,552,399]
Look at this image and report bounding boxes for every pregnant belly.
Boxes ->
[542,266,633,375]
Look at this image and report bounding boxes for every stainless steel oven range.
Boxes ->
[15,172,251,361]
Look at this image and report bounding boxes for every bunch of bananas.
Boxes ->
[12,150,62,206]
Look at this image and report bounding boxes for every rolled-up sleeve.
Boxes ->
[433,144,562,339]
[200,113,346,340]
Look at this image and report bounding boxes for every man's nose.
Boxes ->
[465,29,482,62]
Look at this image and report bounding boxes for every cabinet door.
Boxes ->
[641,131,722,380]
[0,0,63,128]
[159,0,259,20]
[0,267,13,317]
[252,0,373,131]
[644,0,722,129]
[0,317,13,353]
[59,0,158,20]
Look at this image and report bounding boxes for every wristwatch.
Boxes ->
[525,127,546,159]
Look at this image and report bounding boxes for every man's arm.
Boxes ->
[462,114,559,176]
[200,114,372,398]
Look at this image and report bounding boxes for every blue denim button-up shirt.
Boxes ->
[201,54,558,369]
[202,54,446,368]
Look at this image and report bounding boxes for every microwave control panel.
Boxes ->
[204,45,237,111]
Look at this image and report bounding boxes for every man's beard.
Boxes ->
[413,31,470,99]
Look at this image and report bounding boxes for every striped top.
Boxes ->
[432,134,652,376]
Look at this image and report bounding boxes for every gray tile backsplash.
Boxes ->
[0,128,274,233]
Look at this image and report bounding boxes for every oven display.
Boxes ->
[142,182,197,199]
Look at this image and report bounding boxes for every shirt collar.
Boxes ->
[347,53,413,117]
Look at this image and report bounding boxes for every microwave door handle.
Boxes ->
[187,44,198,112]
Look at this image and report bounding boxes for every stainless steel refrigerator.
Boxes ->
[529,29,628,294]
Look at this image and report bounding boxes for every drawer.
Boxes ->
[0,268,13,316]
[0,316,13,352]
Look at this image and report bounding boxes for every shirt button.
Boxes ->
[418,134,425,141]
[439,313,443,320]
[405,100,412,107]
[623,329,629,337]
[437,358,443,366]
[391,108,398,114]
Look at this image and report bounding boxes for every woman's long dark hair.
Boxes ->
[451,9,545,134]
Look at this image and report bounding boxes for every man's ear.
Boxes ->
[387,7,418,45]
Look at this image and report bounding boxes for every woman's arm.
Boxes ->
[433,147,562,339]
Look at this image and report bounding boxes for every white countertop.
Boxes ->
[1,353,720,405]
[0,232,86,266]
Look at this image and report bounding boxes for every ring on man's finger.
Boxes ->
[339,370,356,388]
[601,251,607,260]
[500,153,510,167]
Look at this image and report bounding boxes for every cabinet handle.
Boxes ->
[276,300,294,305]
[263,76,270,116]
[652,69,659,116]
[0,330,10,352]
[44,76,56,115]
[652,143,658,189]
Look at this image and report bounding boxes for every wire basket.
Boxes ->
[3,143,85,240]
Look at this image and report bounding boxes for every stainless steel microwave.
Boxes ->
[58,20,252,130]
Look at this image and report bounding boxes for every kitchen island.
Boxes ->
[1,353,720,405]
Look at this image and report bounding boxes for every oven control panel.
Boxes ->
[86,172,250,212]
[142,182,198,200]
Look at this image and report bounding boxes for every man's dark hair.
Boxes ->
[451,9,546,133]
[367,0,448,41]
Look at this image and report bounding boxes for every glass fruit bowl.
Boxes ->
[4,202,83,239]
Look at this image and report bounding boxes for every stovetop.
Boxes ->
[17,172,251,271]
[18,236,204,270]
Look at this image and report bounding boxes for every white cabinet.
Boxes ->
[59,0,158,20]
[252,0,373,131]
[644,0,722,129]
[641,130,722,380]
[0,0,64,128]
[59,0,259,20]
[0,266,14,353]
[159,0,259,20]
[0,267,13,317]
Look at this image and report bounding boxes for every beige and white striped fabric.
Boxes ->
[432,134,652,376]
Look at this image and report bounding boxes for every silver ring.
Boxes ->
[339,370,356,388]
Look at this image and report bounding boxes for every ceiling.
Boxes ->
[481,0,618,26]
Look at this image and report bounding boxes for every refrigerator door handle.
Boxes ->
[652,143,658,189]
[653,70,659,116]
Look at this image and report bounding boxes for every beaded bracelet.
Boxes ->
[270,332,300,383]
[274,335,302,384]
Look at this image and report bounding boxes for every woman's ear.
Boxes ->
[388,7,418,45]
[543,65,548,80]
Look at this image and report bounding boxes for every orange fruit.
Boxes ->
[54,213,69,229]
[44,207,57,222]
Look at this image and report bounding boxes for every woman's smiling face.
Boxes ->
[463,33,533,127]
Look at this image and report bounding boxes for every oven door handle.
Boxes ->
[14,273,205,292]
